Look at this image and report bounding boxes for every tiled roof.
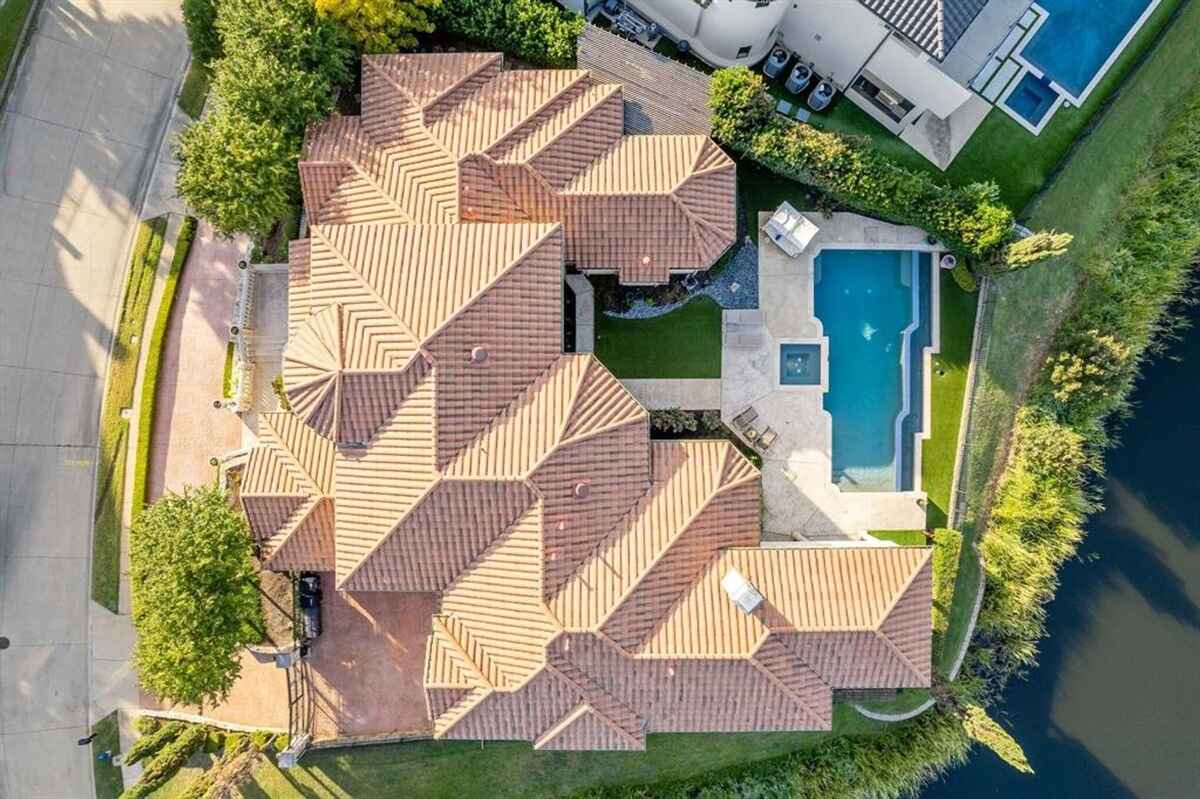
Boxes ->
[857,0,990,60]
[299,53,736,284]
[241,52,933,751]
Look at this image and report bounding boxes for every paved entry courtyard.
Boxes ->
[722,213,936,540]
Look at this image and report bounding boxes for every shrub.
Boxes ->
[434,0,583,68]
[210,41,337,136]
[216,0,352,90]
[123,721,185,766]
[998,230,1073,273]
[316,0,439,52]
[182,0,222,65]
[130,484,263,708]
[649,408,698,434]
[1046,329,1133,419]
[951,260,978,293]
[962,705,1034,774]
[133,716,161,736]
[699,409,723,433]
[203,729,226,754]
[176,108,300,237]
[249,729,274,751]
[273,733,291,752]
[121,724,208,799]
[708,67,1021,262]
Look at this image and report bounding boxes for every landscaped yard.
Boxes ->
[178,61,211,119]
[596,296,722,378]
[235,706,880,799]
[91,712,124,799]
[922,271,979,529]
[957,0,1200,528]
[0,0,36,86]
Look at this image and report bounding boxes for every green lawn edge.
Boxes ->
[0,0,37,87]
[92,711,123,799]
[178,61,210,120]
[91,216,168,612]
[596,296,722,379]
[131,217,197,520]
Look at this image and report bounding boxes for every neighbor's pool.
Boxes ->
[814,249,930,492]
[1022,0,1155,98]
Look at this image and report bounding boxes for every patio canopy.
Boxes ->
[763,202,820,257]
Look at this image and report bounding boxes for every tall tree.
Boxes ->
[962,705,1035,774]
[315,0,440,53]
[211,41,336,135]
[175,108,300,237]
[130,484,263,708]
[999,230,1074,272]
[217,0,353,89]
[182,0,222,64]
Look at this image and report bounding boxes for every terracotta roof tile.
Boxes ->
[534,703,642,751]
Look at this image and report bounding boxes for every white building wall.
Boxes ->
[629,0,787,67]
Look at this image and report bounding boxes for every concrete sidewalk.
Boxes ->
[0,0,188,795]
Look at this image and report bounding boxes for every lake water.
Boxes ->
[923,302,1200,797]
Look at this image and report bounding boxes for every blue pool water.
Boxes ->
[1023,0,1154,98]
[1005,72,1059,127]
[780,343,821,385]
[814,250,930,492]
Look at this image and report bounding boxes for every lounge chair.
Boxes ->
[732,406,758,430]
[743,426,760,444]
[758,428,778,451]
[733,332,764,349]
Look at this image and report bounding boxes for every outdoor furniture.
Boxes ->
[732,406,758,430]
[793,106,812,123]
[775,99,794,118]
[732,332,764,349]
[743,426,760,444]
[785,63,813,94]
[727,309,765,327]
[808,80,835,112]
[758,428,778,451]
[615,9,648,37]
[763,201,820,257]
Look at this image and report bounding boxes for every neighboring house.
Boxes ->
[615,0,1034,165]
[239,54,934,751]
[299,53,736,285]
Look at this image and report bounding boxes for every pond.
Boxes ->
[922,303,1200,797]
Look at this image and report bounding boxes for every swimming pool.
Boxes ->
[1005,72,1059,128]
[1022,0,1154,99]
[779,343,821,386]
[813,249,930,492]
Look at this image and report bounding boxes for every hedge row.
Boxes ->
[434,0,583,68]
[709,68,1014,262]
[121,724,208,799]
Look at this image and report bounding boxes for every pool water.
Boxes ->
[814,249,930,492]
[1005,72,1059,127]
[780,343,821,385]
[1023,0,1154,98]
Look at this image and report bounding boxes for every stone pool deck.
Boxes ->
[722,212,936,540]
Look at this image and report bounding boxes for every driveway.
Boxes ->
[0,0,187,795]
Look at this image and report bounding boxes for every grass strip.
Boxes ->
[596,296,722,379]
[854,688,933,717]
[222,341,235,400]
[91,711,124,799]
[177,61,210,120]
[866,530,927,546]
[91,216,167,612]
[936,522,982,678]
[922,270,979,529]
[0,0,36,87]
[131,217,197,520]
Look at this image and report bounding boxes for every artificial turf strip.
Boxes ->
[245,705,881,799]
[595,296,722,379]
[0,0,36,87]
[91,216,168,613]
[921,271,979,530]
[131,217,197,521]
[177,61,210,120]
[91,711,124,799]
[866,530,928,546]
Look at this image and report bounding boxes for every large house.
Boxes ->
[240,53,932,751]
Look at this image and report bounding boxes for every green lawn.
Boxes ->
[866,530,927,546]
[957,0,1200,526]
[177,61,210,120]
[854,688,933,717]
[91,217,168,612]
[0,0,36,87]
[936,523,982,678]
[922,272,979,529]
[92,712,124,799]
[596,296,722,378]
[242,707,881,799]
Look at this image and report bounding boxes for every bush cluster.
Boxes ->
[121,724,209,799]
[434,0,583,67]
[123,720,185,766]
[709,68,1015,262]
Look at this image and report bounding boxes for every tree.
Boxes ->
[216,0,352,89]
[999,230,1074,272]
[211,41,336,135]
[315,0,440,53]
[434,0,583,68]
[175,108,300,237]
[182,0,222,64]
[962,705,1035,774]
[708,67,773,150]
[130,484,263,708]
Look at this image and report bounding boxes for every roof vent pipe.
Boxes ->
[573,482,590,499]
[470,346,489,364]
[721,568,764,615]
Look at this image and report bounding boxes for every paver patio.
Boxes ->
[722,213,935,540]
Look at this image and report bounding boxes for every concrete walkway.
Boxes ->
[622,378,722,410]
[0,0,188,795]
